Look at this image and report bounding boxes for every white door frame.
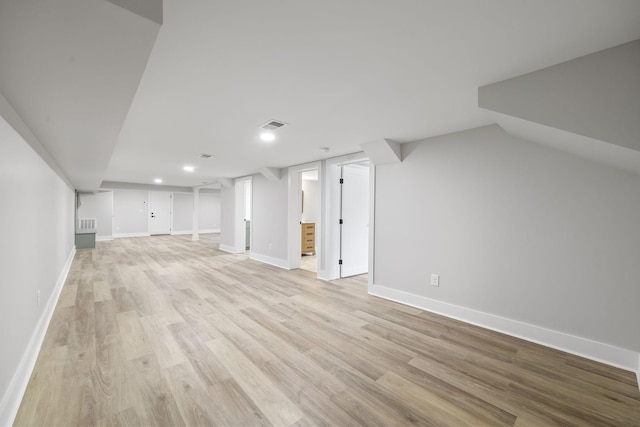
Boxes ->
[340,162,370,278]
[322,152,375,287]
[234,176,252,253]
[287,161,322,271]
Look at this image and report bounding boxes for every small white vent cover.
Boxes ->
[260,120,287,131]
[79,218,96,230]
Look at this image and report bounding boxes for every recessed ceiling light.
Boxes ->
[154,178,163,184]
[260,131,275,142]
[183,165,195,172]
[199,153,213,158]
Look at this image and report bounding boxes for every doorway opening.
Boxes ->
[301,169,320,273]
[322,152,372,282]
[287,161,322,275]
[339,161,370,278]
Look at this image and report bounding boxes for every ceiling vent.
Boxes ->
[260,120,287,131]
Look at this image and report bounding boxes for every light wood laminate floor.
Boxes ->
[15,234,640,426]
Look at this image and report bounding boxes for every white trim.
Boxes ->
[219,243,241,253]
[287,161,322,272]
[113,232,150,238]
[368,164,376,290]
[324,152,370,280]
[0,246,76,427]
[191,188,199,242]
[370,284,640,374]
[172,229,221,236]
[317,270,330,281]
[637,355,640,392]
[250,252,291,270]
[96,236,113,241]
[234,177,252,254]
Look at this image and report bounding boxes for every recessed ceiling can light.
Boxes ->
[183,165,195,172]
[260,131,275,142]
[154,178,163,184]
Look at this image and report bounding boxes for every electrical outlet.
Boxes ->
[268,243,273,250]
[37,290,41,307]
[431,274,439,287]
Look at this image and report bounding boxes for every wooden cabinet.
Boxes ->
[301,222,315,255]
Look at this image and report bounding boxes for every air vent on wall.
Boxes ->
[260,120,287,131]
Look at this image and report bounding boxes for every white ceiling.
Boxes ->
[0,0,160,190]
[2,0,640,190]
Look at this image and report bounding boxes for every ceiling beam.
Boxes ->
[360,139,402,165]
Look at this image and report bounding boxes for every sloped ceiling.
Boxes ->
[0,0,161,190]
[480,40,640,175]
[1,1,640,190]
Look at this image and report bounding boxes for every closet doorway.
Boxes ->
[339,162,370,277]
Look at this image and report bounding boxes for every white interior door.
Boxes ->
[150,191,171,235]
[340,163,369,277]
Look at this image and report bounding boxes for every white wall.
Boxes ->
[172,192,193,233]
[251,172,289,265]
[301,178,319,223]
[0,114,75,424]
[97,190,220,236]
[219,185,235,251]
[112,189,149,236]
[373,125,640,357]
[78,191,113,239]
[199,193,220,231]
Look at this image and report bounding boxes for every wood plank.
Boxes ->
[128,354,185,426]
[139,314,188,369]
[206,337,304,426]
[14,234,640,427]
[161,362,219,426]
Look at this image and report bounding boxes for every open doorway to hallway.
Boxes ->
[287,161,322,276]
[301,169,319,272]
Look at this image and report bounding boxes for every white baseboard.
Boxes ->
[113,232,150,238]
[0,246,76,427]
[370,284,640,375]
[249,252,291,270]
[199,229,220,234]
[218,243,241,253]
[172,229,220,236]
[637,355,640,392]
[96,236,113,241]
[316,269,329,281]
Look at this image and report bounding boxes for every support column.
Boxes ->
[192,188,200,241]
